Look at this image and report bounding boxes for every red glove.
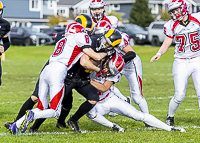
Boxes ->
[96,69,106,77]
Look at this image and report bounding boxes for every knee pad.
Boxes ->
[173,93,185,104]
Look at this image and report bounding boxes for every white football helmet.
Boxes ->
[65,22,87,35]
[89,0,106,21]
[104,52,125,76]
[168,0,188,21]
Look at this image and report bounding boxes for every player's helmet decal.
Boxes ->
[0,1,4,18]
[97,29,122,51]
[93,20,111,34]
[105,52,125,76]
[89,0,105,21]
[65,22,87,35]
[168,0,188,21]
[75,13,94,35]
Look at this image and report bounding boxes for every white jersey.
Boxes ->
[90,72,121,102]
[49,33,91,70]
[92,15,118,29]
[164,13,200,58]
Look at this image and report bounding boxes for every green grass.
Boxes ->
[0,45,200,143]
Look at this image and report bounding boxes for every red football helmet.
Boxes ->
[89,0,106,21]
[93,20,111,34]
[105,52,125,76]
[65,22,87,35]
[168,0,188,21]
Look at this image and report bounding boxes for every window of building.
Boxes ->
[111,4,120,11]
[48,0,54,9]
[57,9,66,15]
[29,0,40,11]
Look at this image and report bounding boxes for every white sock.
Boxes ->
[33,109,55,119]
[168,98,180,117]
[138,98,149,113]
[90,113,114,128]
[112,86,127,101]
[143,113,171,131]
[16,115,26,128]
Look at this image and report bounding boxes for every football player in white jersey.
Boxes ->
[93,20,150,119]
[8,22,108,135]
[89,0,118,29]
[87,52,186,132]
[150,0,200,126]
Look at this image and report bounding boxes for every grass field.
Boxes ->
[1,45,200,143]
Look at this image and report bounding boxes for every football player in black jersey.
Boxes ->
[0,1,10,85]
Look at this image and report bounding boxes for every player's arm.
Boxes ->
[83,47,107,61]
[0,34,10,54]
[80,54,101,72]
[90,79,113,92]
[150,36,173,63]
[122,44,136,63]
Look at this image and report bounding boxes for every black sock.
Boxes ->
[57,107,70,123]
[72,101,94,121]
[31,118,46,130]
[15,97,36,121]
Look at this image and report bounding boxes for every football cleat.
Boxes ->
[112,123,125,132]
[166,115,174,126]
[67,117,81,133]
[171,127,186,133]
[56,121,68,129]
[9,123,19,135]
[109,112,118,117]
[126,96,131,104]
[4,122,13,129]
[20,110,34,133]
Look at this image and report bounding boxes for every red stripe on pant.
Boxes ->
[37,86,64,110]
[138,76,143,97]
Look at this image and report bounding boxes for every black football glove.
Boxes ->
[77,78,91,87]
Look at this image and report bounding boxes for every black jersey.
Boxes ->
[0,18,10,37]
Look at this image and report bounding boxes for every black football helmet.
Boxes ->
[0,1,4,18]
[75,13,94,35]
[97,29,122,51]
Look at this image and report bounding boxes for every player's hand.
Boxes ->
[0,45,4,53]
[150,53,161,63]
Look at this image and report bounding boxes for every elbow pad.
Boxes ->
[123,51,136,63]
[3,37,10,52]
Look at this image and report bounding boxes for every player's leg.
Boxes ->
[191,57,200,109]
[86,103,125,132]
[122,60,149,113]
[67,84,99,133]
[166,59,189,126]
[56,89,73,128]
[109,86,131,117]
[110,96,185,132]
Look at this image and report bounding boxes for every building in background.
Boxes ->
[2,0,200,28]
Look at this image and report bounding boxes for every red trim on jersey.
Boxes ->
[172,21,181,34]
[50,86,64,110]
[99,93,110,101]
[189,14,200,25]
[138,76,143,97]
[37,98,44,110]
[102,16,111,24]
[67,45,82,67]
